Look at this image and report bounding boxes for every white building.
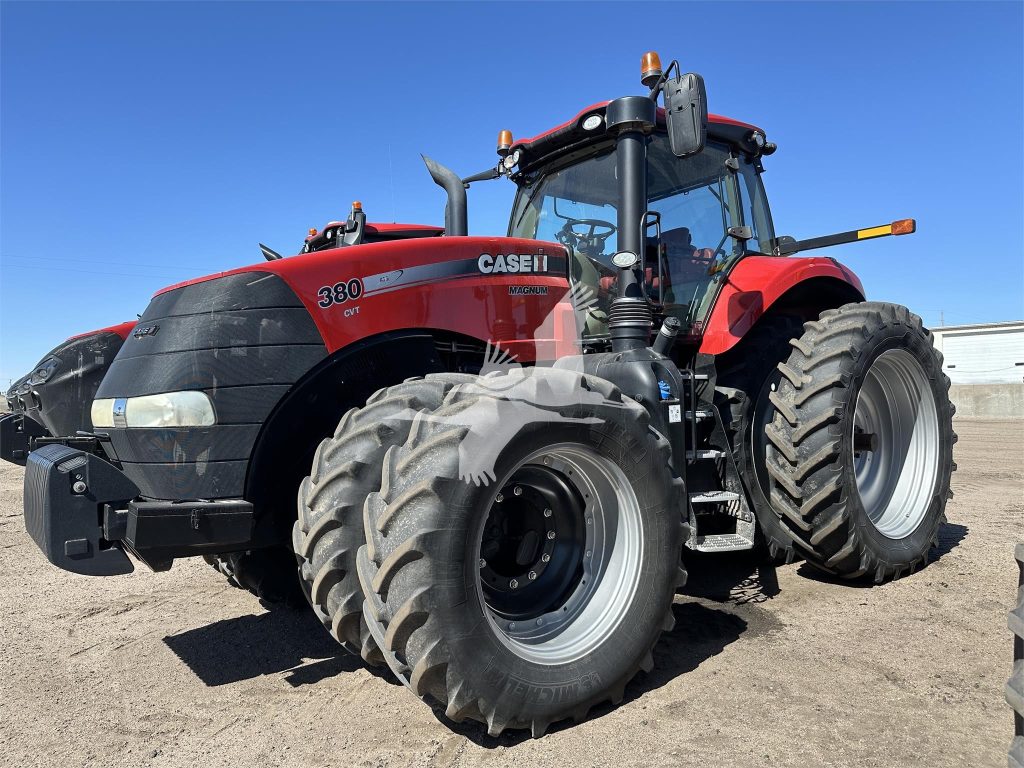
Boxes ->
[930,321,1024,385]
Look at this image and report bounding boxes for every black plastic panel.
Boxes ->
[120,459,249,500]
[198,385,292,425]
[139,271,303,320]
[96,272,326,501]
[10,331,126,437]
[115,307,321,359]
[106,425,262,464]
[97,344,325,396]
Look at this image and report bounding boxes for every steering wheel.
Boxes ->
[555,218,617,257]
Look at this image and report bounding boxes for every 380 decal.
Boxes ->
[317,278,364,308]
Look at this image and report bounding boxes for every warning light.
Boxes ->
[891,218,916,236]
[308,228,318,237]
[497,129,513,157]
[641,51,663,87]
[352,201,362,211]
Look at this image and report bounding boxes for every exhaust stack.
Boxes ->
[422,155,468,236]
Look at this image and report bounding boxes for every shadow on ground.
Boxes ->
[162,605,395,688]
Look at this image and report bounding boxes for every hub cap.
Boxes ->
[852,349,940,539]
[477,443,643,665]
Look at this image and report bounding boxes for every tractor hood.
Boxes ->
[91,233,570,502]
[150,234,569,355]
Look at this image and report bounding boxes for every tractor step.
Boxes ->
[686,448,726,460]
[689,490,740,504]
[685,409,714,421]
[690,532,755,552]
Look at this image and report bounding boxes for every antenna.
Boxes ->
[388,143,396,223]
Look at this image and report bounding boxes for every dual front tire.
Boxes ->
[299,367,685,736]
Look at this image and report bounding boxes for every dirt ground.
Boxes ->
[0,420,1021,768]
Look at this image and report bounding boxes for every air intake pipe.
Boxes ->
[422,155,467,236]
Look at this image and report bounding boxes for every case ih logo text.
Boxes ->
[132,325,159,339]
[478,253,549,274]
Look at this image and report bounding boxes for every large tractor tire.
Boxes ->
[203,547,305,607]
[357,367,686,736]
[1009,542,1024,768]
[716,314,806,564]
[292,374,475,663]
[764,302,955,582]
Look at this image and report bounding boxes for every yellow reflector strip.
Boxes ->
[857,225,892,240]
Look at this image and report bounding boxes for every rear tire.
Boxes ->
[764,302,955,582]
[203,548,304,607]
[292,374,475,663]
[716,314,806,565]
[358,367,686,736]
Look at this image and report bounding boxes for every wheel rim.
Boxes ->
[852,349,939,539]
[476,442,643,665]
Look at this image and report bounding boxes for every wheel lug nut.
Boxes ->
[509,622,516,630]
[585,550,592,559]
[586,517,592,525]
[536,618,544,626]
[496,492,504,503]
[509,579,518,589]
[543,508,552,518]
[528,571,537,580]
[513,486,523,496]
[541,553,550,563]
[546,531,556,540]
[479,558,487,568]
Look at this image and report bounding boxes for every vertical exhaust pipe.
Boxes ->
[422,155,468,236]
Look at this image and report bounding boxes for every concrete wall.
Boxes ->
[949,383,1024,419]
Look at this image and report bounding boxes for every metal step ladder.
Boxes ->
[679,370,756,552]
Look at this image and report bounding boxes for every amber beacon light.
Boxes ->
[497,130,513,157]
[641,51,663,87]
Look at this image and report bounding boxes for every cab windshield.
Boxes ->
[509,134,774,336]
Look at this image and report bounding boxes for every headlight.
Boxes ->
[91,392,215,428]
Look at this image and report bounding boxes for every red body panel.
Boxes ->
[155,238,578,362]
[698,256,865,355]
[66,320,137,342]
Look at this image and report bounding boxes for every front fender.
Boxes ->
[699,256,865,355]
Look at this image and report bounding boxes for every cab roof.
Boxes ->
[511,101,766,173]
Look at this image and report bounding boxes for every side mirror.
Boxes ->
[663,73,708,158]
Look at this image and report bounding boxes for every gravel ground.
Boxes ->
[0,419,1020,768]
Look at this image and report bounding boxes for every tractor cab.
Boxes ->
[506,103,776,342]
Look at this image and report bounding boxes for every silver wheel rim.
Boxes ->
[477,442,643,665]
[852,349,939,539]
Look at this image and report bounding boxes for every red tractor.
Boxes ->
[3,51,955,736]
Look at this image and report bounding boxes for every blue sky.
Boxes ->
[2,1,1022,385]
